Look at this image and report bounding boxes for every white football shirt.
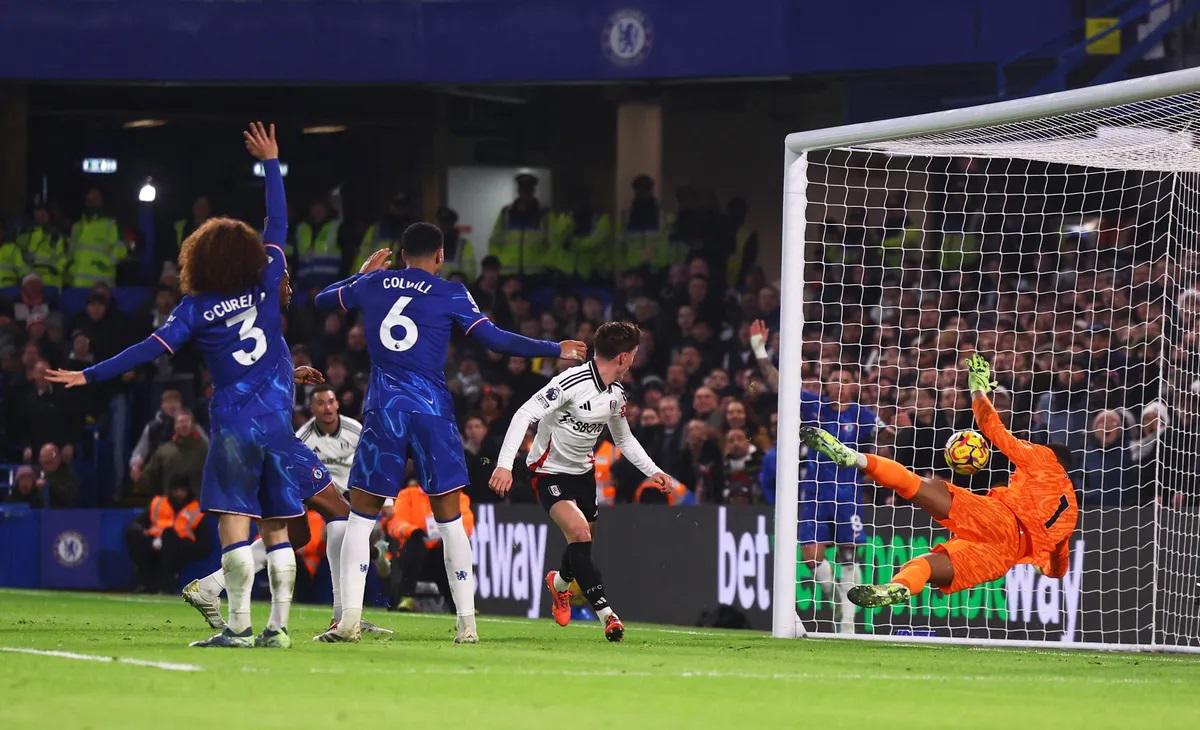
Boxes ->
[296,415,362,493]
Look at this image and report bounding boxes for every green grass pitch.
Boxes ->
[1,589,1198,729]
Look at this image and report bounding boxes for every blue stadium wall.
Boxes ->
[0,1,1074,83]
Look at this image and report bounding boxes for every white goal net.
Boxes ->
[772,68,1200,652]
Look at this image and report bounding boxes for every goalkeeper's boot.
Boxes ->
[181,579,225,630]
[360,619,394,636]
[847,583,911,608]
[604,614,625,643]
[454,615,479,644]
[799,426,860,468]
[314,621,361,644]
[546,571,573,627]
[190,627,253,648]
[254,627,291,649]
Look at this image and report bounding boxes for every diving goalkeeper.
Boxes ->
[800,353,1078,606]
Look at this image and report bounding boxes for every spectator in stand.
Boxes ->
[619,174,675,275]
[506,356,548,408]
[353,192,412,273]
[724,197,758,290]
[437,207,477,282]
[690,386,722,430]
[13,273,49,327]
[1130,401,1168,501]
[124,479,206,593]
[382,481,474,613]
[132,409,208,504]
[130,390,207,484]
[462,416,499,504]
[169,196,214,271]
[37,442,78,508]
[294,197,342,291]
[17,202,69,290]
[679,419,724,503]
[69,187,127,288]
[4,465,42,507]
[722,428,763,504]
[1034,355,1092,453]
[14,359,81,463]
[344,323,370,375]
[721,399,771,452]
[1081,409,1137,507]
[490,173,550,277]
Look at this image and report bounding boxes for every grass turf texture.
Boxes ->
[1,589,1198,729]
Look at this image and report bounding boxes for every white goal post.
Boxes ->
[773,66,1200,652]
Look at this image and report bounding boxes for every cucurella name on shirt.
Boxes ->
[201,292,263,322]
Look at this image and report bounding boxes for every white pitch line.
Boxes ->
[0,646,202,672]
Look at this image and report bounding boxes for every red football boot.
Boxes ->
[546,571,572,627]
[604,613,625,643]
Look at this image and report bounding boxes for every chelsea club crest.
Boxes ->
[603,9,653,67]
[53,530,88,568]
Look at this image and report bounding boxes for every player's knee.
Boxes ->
[566,524,592,543]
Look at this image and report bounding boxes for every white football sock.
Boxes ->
[835,562,861,635]
[196,566,225,597]
[222,543,255,633]
[553,572,571,593]
[596,606,614,622]
[337,512,375,630]
[266,543,296,632]
[813,559,835,605]
[854,452,868,469]
[439,514,477,630]
[325,519,347,621]
[196,538,267,597]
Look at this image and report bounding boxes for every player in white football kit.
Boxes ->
[183,384,389,634]
[490,322,674,641]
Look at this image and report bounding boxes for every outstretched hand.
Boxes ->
[558,340,587,361]
[44,369,87,388]
[965,352,997,395]
[749,319,770,359]
[293,366,325,385]
[243,121,279,161]
[359,248,392,274]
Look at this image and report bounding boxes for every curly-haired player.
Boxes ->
[46,123,331,649]
[800,353,1078,607]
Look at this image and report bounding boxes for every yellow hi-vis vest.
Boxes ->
[294,219,342,284]
[352,223,402,275]
[880,226,924,269]
[550,211,612,280]
[725,226,756,288]
[0,240,27,287]
[489,205,549,276]
[443,236,478,281]
[16,227,66,288]
[618,207,678,275]
[69,215,125,287]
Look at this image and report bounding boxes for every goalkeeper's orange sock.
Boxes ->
[891,557,932,597]
[864,454,922,500]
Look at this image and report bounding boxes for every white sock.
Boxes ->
[854,452,868,469]
[197,566,226,597]
[835,562,861,634]
[222,543,255,633]
[197,538,268,597]
[439,515,477,630]
[337,512,375,630]
[553,572,571,593]
[813,559,835,605]
[596,606,614,622]
[266,543,296,632]
[325,519,347,621]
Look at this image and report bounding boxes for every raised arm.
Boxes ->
[749,319,779,392]
[966,353,1026,460]
[244,122,287,246]
[608,409,671,491]
[314,248,393,311]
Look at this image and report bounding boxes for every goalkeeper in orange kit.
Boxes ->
[800,353,1079,607]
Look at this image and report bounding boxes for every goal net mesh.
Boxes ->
[793,90,1200,648]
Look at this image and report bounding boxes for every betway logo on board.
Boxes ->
[472,504,548,618]
[835,535,1085,641]
[717,507,772,611]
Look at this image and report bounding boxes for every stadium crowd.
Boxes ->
[0,158,1194,524]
